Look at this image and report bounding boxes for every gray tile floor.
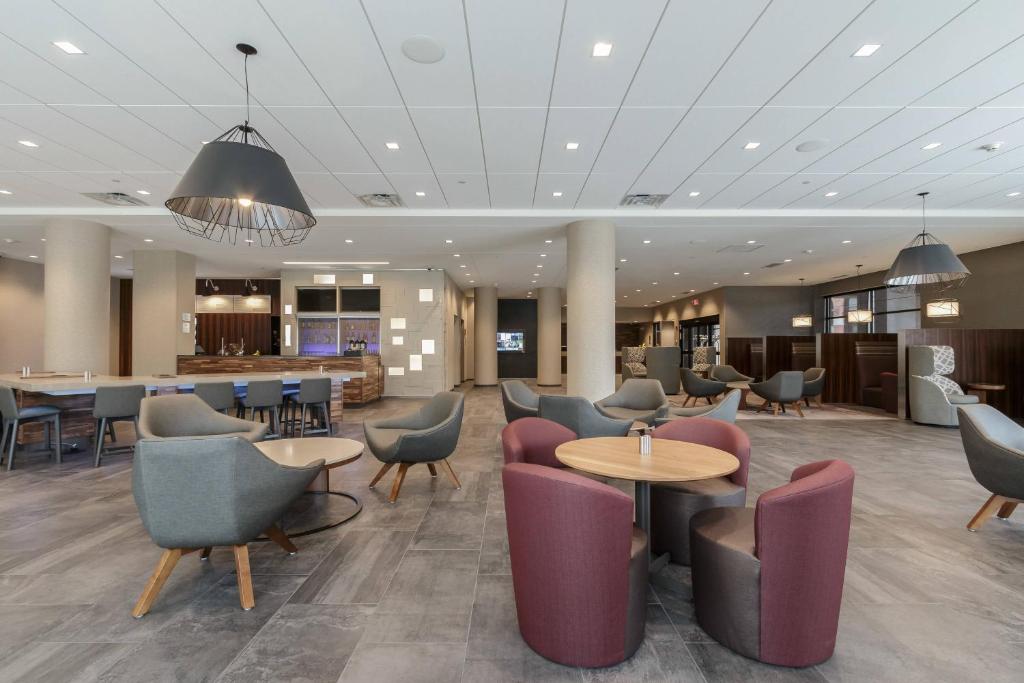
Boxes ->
[1,382,1022,682]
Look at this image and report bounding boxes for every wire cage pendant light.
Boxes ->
[884,192,969,288]
[165,44,315,247]
[792,278,813,328]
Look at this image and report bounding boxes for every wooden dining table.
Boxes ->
[555,436,739,571]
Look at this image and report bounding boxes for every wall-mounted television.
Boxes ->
[497,330,525,353]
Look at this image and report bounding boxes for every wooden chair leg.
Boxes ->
[816,395,824,408]
[200,547,212,561]
[439,459,462,490]
[997,501,1018,520]
[968,494,1005,531]
[132,548,184,618]
[263,524,298,555]
[232,545,255,610]
[388,463,411,503]
[427,463,438,477]
[369,462,395,489]
[792,402,805,417]
[773,403,780,416]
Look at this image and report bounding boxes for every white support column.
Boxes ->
[473,286,498,386]
[132,250,197,376]
[566,219,615,400]
[44,219,111,373]
[537,287,562,386]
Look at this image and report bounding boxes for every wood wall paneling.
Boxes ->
[195,314,272,356]
[118,279,132,376]
[725,337,760,378]
[764,335,813,377]
[820,333,897,404]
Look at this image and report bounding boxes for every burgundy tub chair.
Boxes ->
[690,460,855,668]
[649,417,751,565]
[501,417,575,468]
[502,463,647,667]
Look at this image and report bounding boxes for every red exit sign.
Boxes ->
[691,298,700,306]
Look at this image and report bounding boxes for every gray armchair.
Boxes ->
[710,365,754,383]
[596,379,669,426]
[656,389,741,425]
[802,368,826,408]
[620,346,647,380]
[501,380,539,423]
[131,436,321,615]
[365,392,465,503]
[750,371,805,416]
[958,404,1024,532]
[538,395,632,438]
[908,345,978,427]
[138,394,268,443]
[645,346,681,395]
[681,368,728,407]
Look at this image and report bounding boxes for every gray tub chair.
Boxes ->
[620,346,647,380]
[750,371,806,416]
[501,380,539,423]
[710,365,754,383]
[596,379,670,426]
[365,392,465,503]
[193,381,238,414]
[908,345,978,427]
[131,436,321,616]
[802,368,827,408]
[681,368,728,407]
[958,405,1024,532]
[138,394,268,442]
[538,395,632,438]
[656,389,742,426]
[645,346,681,395]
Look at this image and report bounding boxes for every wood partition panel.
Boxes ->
[725,337,760,378]
[902,329,1024,418]
[820,333,897,404]
[764,335,813,377]
[195,313,272,356]
[118,279,132,376]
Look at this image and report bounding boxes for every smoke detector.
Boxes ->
[81,191,148,207]
[357,193,404,208]
[980,142,1003,152]
[620,193,668,207]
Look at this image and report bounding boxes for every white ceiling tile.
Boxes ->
[479,108,546,172]
[437,173,489,207]
[754,107,898,173]
[698,106,825,174]
[915,36,1024,108]
[534,172,589,208]
[0,33,106,105]
[574,173,633,208]
[538,108,617,173]
[700,173,793,208]
[488,173,535,208]
[407,108,484,173]
[339,106,432,173]
[742,173,844,208]
[267,107,379,174]
[591,107,683,176]
[0,108,119,171]
[330,173,394,198]
[660,173,742,208]
[53,105,196,171]
[386,173,447,208]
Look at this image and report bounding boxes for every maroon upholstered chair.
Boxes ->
[690,459,854,667]
[501,417,576,468]
[854,340,897,410]
[649,417,751,565]
[502,463,647,667]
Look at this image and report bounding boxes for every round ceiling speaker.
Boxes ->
[402,36,446,64]
[795,139,830,153]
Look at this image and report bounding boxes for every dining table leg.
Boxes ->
[635,481,671,573]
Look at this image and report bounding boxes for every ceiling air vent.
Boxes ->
[358,193,404,208]
[762,262,785,268]
[715,244,764,254]
[81,192,148,207]
[620,193,668,207]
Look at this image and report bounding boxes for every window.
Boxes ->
[678,316,720,368]
[823,286,920,333]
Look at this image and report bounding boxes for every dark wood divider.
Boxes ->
[725,337,760,378]
[764,335,813,378]
[820,333,896,404]
[195,313,272,356]
[902,329,1024,418]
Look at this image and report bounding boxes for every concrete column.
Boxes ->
[132,250,196,375]
[567,219,615,400]
[473,286,498,386]
[44,219,111,373]
[537,287,562,386]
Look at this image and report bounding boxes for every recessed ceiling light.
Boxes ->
[531,280,537,284]
[922,142,942,150]
[40,238,45,242]
[533,273,539,277]
[237,197,253,207]
[245,239,254,244]
[784,258,793,262]
[201,140,209,145]
[565,142,580,150]
[592,42,613,57]
[743,272,750,276]
[623,295,628,298]
[18,140,38,148]
[53,41,84,54]
[1007,191,1020,197]
[282,261,390,265]
[136,190,151,195]
[673,272,680,275]
[619,258,628,263]
[842,239,852,244]
[445,239,453,244]
[853,44,881,57]
[0,190,11,195]
[651,282,658,285]
[642,239,651,244]
[459,264,467,268]
[114,255,124,259]
[544,239,553,244]
[825,191,838,197]
[540,253,547,257]
[713,282,719,285]
[453,253,461,258]
[144,238,154,243]
[536,264,543,268]
[29,255,38,259]
[415,191,426,197]
[688,191,700,197]
[469,280,474,283]
[746,240,756,244]
[552,191,563,198]
[689,289,695,293]
[4,238,16,243]
[655,300,661,303]
[743,141,760,150]
[385,142,400,150]
[344,239,354,243]
[804,249,814,254]
[635,289,641,292]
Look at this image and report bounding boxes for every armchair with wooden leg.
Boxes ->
[130,436,321,616]
[680,368,727,407]
[364,392,465,503]
[750,371,806,417]
[802,368,826,408]
[957,404,1024,532]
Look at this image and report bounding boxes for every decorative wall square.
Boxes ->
[419,288,433,302]
[409,354,423,371]
[392,336,404,346]
[391,318,406,329]
[388,366,405,376]
[313,273,336,285]
[422,339,435,354]
[362,273,374,285]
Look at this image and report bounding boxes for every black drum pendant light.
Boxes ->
[166,44,315,247]
[883,192,969,287]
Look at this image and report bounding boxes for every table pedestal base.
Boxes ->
[635,481,671,573]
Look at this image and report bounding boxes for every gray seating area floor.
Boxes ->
[0,382,1022,682]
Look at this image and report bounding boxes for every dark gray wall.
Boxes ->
[498,298,537,378]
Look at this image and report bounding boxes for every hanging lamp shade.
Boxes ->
[847,309,873,324]
[926,299,960,318]
[884,192,969,287]
[792,313,813,328]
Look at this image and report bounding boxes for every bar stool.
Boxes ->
[193,381,237,414]
[289,377,332,437]
[1,386,62,470]
[240,380,283,438]
[93,385,146,467]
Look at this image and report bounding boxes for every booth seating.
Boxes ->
[645,346,681,395]
[620,346,647,380]
[791,342,816,372]
[908,345,978,427]
[854,341,898,413]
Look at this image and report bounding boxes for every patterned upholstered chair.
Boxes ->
[503,463,647,667]
[854,340,898,412]
[650,417,751,565]
[596,378,669,426]
[908,345,978,426]
[958,404,1024,531]
[690,459,855,667]
[501,417,575,468]
[620,346,647,380]
[691,346,716,374]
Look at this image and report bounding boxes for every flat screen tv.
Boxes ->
[497,330,525,353]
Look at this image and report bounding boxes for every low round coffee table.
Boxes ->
[256,438,364,537]
[727,382,753,410]
[967,383,1006,405]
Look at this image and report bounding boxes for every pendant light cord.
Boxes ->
[243,52,251,144]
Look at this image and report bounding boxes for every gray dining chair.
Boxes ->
[93,384,146,467]
[595,379,670,426]
[656,389,742,425]
[957,404,1024,532]
[681,368,728,407]
[710,365,754,383]
[538,395,632,438]
[1,386,62,470]
[240,379,284,438]
[138,394,268,442]
[131,435,321,616]
[288,377,332,437]
[802,368,827,408]
[364,392,465,503]
[749,371,805,417]
[645,346,682,395]
[501,380,540,423]
[193,381,238,414]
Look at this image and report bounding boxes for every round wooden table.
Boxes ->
[967,383,1006,405]
[256,438,364,537]
[555,436,739,569]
